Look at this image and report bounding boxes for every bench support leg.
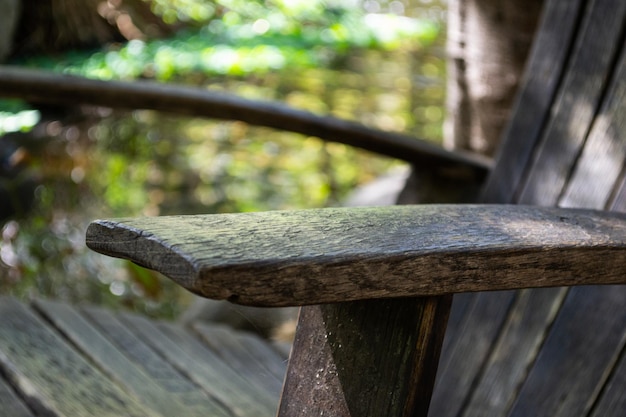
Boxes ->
[278,295,452,417]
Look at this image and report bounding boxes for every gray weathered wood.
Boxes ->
[508,285,626,417]
[0,372,35,417]
[481,0,586,203]
[517,0,626,206]
[32,299,216,417]
[278,296,452,417]
[190,323,286,395]
[75,1,626,416]
[120,313,278,417]
[461,288,568,417]
[0,297,156,417]
[559,41,626,209]
[427,291,517,417]
[77,304,229,417]
[590,343,626,417]
[231,330,289,380]
[87,205,626,307]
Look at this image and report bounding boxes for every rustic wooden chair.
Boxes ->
[0,0,624,416]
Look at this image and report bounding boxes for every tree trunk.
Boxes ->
[0,0,20,62]
[445,0,544,156]
[9,0,172,57]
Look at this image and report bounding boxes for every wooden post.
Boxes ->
[277,296,452,417]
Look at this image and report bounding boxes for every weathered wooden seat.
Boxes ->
[86,0,626,416]
[1,0,624,415]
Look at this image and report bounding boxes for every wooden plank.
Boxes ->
[428,291,516,417]
[517,0,626,206]
[235,331,289,378]
[560,41,626,209]
[508,285,626,417]
[79,306,230,417]
[190,323,286,394]
[271,340,292,361]
[33,299,220,417]
[120,313,278,417]
[609,173,626,213]
[278,296,452,417]
[0,372,35,417]
[480,0,586,203]
[0,297,155,417]
[590,344,626,417]
[461,288,568,417]
[86,205,626,307]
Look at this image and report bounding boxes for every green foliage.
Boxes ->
[150,0,217,24]
[17,0,438,81]
[0,100,40,135]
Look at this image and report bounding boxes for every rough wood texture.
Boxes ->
[517,0,626,206]
[0,66,491,173]
[0,297,293,417]
[559,41,626,209]
[278,296,452,417]
[480,0,585,203]
[120,312,279,417]
[0,297,155,417]
[429,3,626,413]
[427,291,517,417]
[32,299,216,417]
[87,205,626,307]
[507,285,626,417]
[0,372,35,417]
[460,288,568,417]
[590,343,626,417]
[79,305,229,417]
[191,323,286,396]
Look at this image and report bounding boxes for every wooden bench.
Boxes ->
[0,0,624,415]
[86,0,626,415]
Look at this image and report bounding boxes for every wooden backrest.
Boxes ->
[429,1,626,416]
[483,0,625,208]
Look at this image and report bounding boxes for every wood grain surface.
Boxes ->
[480,0,585,203]
[87,205,626,306]
[277,296,452,417]
[517,0,626,206]
[0,297,156,417]
[32,299,219,417]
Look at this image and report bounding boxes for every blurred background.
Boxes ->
[0,0,448,319]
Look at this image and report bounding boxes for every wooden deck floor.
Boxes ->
[0,296,288,417]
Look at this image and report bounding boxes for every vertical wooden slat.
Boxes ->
[608,172,626,213]
[427,291,516,417]
[79,306,229,417]
[517,0,626,206]
[589,346,626,417]
[507,286,626,417]
[0,372,35,417]
[481,0,586,204]
[559,41,626,209]
[278,296,452,417]
[460,288,568,417]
